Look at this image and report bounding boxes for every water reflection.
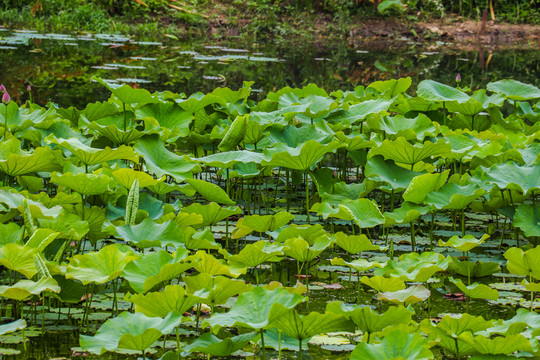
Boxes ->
[0,29,538,108]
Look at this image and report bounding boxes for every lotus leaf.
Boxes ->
[339,98,394,124]
[402,170,450,204]
[0,244,37,278]
[263,140,342,171]
[448,259,501,278]
[181,202,241,228]
[196,150,265,168]
[185,178,235,205]
[189,250,246,278]
[459,332,533,355]
[0,189,64,219]
[438,234,490,253]
[94,77,158,105]
[334,131,375,151]
[0,138,63,176]
[449,277,499,301]
[367,77,412,98]
[0,320,26,335]
[203,286,305,332]
[383,201,430,226]
[0,223,23,245]
[111,168,160,189]
[376,114,438,141]
[184,229,221,250]
[0,277,60,301]
[284,236,333,263]
[134,134,201,181]
[269,305,355,343]
[365,155,420,191]
[87,121,146,145]
[184,273,252,306]
[360,275,406,292]
[50,172,112,196]
[126,285,200,317]
[334,232,379,254]
[425,182,487,210]
[504,246,540,280]
[338,198,385,228]
[135,102,192,136]
[330,257,381,272]
[232,212,294,239]
[514,204,540,237]
[274,224,328,245]
[37,213,89,241]
[417,79,470,103]
[486,79,540,101]
[228,241,284,268]
[370,137,451,170]
[113,219,192,249]
[320,181,376,204]
[377,285,430,305]
[375,252,450,282]
[122,250,191,293]
[80,311,182,355]
[478,162,540,197]
[66,244,138,285]
[181,332,258,357]
[351,326,433,360]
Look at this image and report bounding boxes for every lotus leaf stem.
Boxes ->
[260,328,266,360]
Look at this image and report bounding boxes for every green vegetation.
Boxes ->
[0,76,539,358]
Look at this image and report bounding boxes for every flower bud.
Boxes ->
[0,84,5,93]
[455,73,461,83]
[2,91,10,104]
[27,85,31,92]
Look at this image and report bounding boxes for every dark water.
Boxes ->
[0,29,539,107]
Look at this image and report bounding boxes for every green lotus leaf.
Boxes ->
[66,244,138,285]
[479,308,540,337]
[122,249,191,293]
[402,170,450,204]
[459,332,532,355]
[351,326,433,360]
[263,140,342,171]
[438,234,490,253]
[0,277,60,301]
[177,92,227,115]
[0,189,64,219]
[375,252,450,282]
[126,284,199,317]
[185,178,235,205]
[106,192,169,221]
[94,77,158,105]
[269,306,355,343]
[46,136,137,167]
[421,313,492,356]
[135,102,192,136]
[80,101,119,123]
[181,332,257,357]
[448,258,500,278]
[330,257,381,272]
[0,244,38,278]
[487,79,540,101]
[0,319,26,335]
[80,311,182,355]
[334,131,375,151]
[75,205,108,242]
[181,202,241,228]
[0,223,23,245]
[327,302,412,336]
[424,182,486,210]
[377,285,430,305]
[87,122,146,145]
[320,181,376,204]
[334,232,379,254]
[113,219,192,249]
[112,168,160,189]
[184,273,252,306]
[360,275,406,292]
[339,98,394,125]
[284,236,333,263]
[514,204,540,237]
[418,79,470,103]
[134,134,201,182]
[376,114,438,141]
[365,156,420,191]
[446,90,505,117]
[218,115,253,151]
[0,138,63,176]
[173,212,203,229]
[189,250,246,278]
[339,198,385,228]
[25,228,60,253]
[203,286,305,332]
[185,229,221,250]
[368,77,412,97]
[232,213,294,239]
[449,277,499,301]
[504,246,540,280]
[196,150,265,168]
[478,162,540,197]
[384,201,430,226]
[38,213,89,240]
[50,275,87,304]
[262,123,332,148]
[229,241,284,268]
[50,172,112,196]
[370,137,451,170]
[273,224,327,245]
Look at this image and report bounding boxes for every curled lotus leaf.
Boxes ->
[360,275,406,293]
[438,234,490,253]
[126,284,200,317]
[378,285,431,305]
[504,246,540,280]
[181,332,258,357]
[228,241,284,268]
[449,277,499,301]
[330,257,381,273]
[514,204,540,237]
[334,232,379,254]
[0,277,60,301]
[184,273,252,306]
[417,79,470,103]
[369,137,451,169]
[487,79,540,101]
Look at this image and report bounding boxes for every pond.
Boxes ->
[1,28,539,107]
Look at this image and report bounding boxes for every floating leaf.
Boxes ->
[378,285,430,305]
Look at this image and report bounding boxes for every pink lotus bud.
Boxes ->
[27,85,31,92]
[70,241,76,247]
[0,84,5,93]
[455,73,461,83]
[2,91,10,104]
